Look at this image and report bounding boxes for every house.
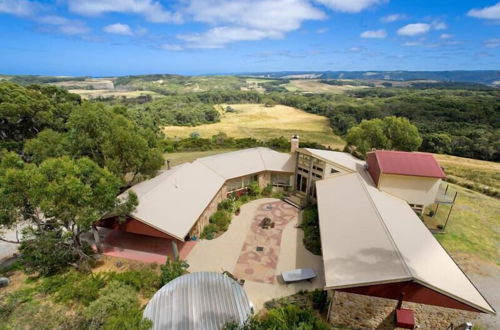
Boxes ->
[98,148,295,254]
[366,150,446,214]
[97,137,495,316]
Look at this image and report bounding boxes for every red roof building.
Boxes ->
[366,150,446,186]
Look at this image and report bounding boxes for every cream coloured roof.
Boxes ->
[300,148,365,172]
[122,148,294,240]
[316,169,495,314]
[196,147,294,179]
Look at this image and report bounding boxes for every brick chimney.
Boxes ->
[291,135,299,153]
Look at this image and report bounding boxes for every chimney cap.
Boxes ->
[292,134,299,139]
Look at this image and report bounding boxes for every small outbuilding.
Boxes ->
[143,272,253,330]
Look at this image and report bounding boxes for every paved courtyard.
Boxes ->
[187,198,325,310]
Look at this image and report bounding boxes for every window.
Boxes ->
[298,166,309,173]
[272,174,291,187]
[313,165,323,172]
[330,168,339,174]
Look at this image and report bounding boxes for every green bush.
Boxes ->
[84,281,151,330]
[38,270,107,306]
[299,206,322,255]
[210,210,232,231]
[106,267,161,297]
[18,228,85,276]
[247,181,261,196]
[201,223,218,239]
[160,259,189,286]
[262,184,273,197]
[311,289,329,313]
[218,198,235,212]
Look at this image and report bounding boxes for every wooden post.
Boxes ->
[443,192,458,231]
[293,152,299,193]
[306,156,314,198]
[171,240,179,260]
[92,225,102,253]
[326,290,335,322]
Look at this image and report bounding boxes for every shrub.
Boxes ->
[247,181,261,196]
[84,281,151,330]
[38,270,107,306]
[106,268,161,297]
[311,289,329,313]
[18,227,86,276]
[218,198,235,212]
[262,184,273,197]
[160,259,189,286]
[210,210,232,231]
[201,223,218,239]
[299,206,322,255]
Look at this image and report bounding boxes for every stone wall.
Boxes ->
[258,172,271,188]
[189,185,228,238]
[328,291,478,329]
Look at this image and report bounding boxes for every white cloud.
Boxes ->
[380,13,407,23]
[314,0,387,13]
[316,27,329,34]
[178,26,284,49]
[180,0,325,48]
[36,15,90,35]
[103,23,133,35]
[67,0,182,23]
[360,29,387,38]
[484,38,500,48]
[161,43,184,51]
[0,0,40,17]
[397,23,430,36]
[431,20,447,30]
[467,2,500,20]
[403,41,422,46]
[347,46,362,52]
[440,33,452,39]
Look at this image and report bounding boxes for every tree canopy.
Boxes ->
[345,116,422,155]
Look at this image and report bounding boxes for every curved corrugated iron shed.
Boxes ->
[143,272,253,330]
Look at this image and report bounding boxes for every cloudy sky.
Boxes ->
[0,0,499,75]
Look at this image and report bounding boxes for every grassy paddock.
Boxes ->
[435,154,500,197]
[163,103,345,149]
[424,183,500,265]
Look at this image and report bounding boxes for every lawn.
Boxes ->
[424,183,500,265]
[163,103,345,149]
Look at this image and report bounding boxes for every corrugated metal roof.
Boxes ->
[120,148,294,241]
[368,150,446,179]
[143,272,253,330]
[300,148,365,172]
[316,170,495,314]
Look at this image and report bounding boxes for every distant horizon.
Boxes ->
[2,69,499,78]
[1,1,499,76]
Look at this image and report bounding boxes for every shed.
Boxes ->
[143,272,253,330]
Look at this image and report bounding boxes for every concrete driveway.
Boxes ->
[187,198,325,310]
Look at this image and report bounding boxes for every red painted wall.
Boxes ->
[338,281,482,313]
[366,152,381,186]
[98,217,178,240]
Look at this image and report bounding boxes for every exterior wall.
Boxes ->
[323,162,349,179]
[378,173,441,207]
[98,217,177,240]
[258,172,271,187]
[189,185,227,239]
[328,291,478,329]
[366,152,381,185]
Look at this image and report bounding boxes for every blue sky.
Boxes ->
[0,0,499,76]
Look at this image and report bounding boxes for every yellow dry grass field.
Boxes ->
[69,89,161,99]
[163,103,345,148]
[285,79,368,93]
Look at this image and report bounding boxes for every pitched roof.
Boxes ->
[300,148,365,172]
[143,272,252,330]
[316,170,495,314]
[121,148,294,240]
[367,150,446,179]
[196,147,295,179]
